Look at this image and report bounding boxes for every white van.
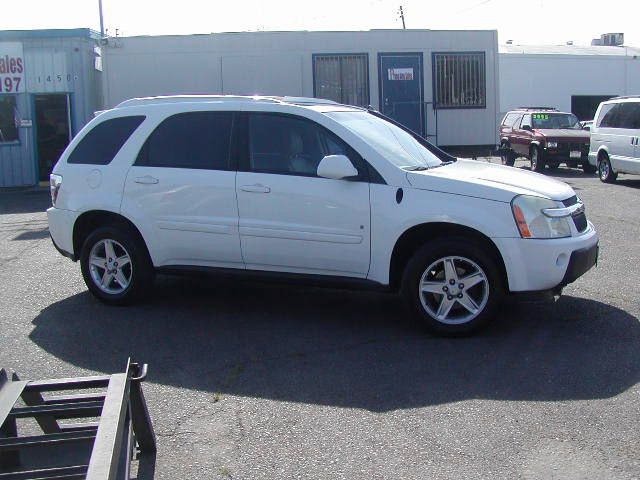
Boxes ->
[588,96,640,182]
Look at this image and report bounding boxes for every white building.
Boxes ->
[500,43,640,122]
[101,29,501,148]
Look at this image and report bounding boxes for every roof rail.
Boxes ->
[516,107,559,111]
[115,94,347,109]
[115,95,281,108]
[610,95,640,100]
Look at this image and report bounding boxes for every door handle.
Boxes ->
[240,184,271,193]
[134,176,159,185]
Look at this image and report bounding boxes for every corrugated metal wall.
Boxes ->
[0,33,101,187]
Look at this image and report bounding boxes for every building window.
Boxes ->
[313,54,369,107]
[433,52,486,109]
[0,96,19,143]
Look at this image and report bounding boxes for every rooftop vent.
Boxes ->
[592,33,624,46]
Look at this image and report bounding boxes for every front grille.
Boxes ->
[562,196,588,232]
[555,142,589,154]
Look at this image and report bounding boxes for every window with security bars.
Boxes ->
[313,54,369,107]
[433,52,486,109]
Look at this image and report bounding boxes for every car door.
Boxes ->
[235,112,371,277]
[512,114,530,156]
[599,102,636,173]
[625,102,640,174]
[121,111,243,268]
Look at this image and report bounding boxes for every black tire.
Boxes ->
[500,144,516,167]
[80,226,154,305]
[598,153,617,183]
[530,146,545,173]
[401,237,504,336]
[546,162,560,171]
[582,162,596,174]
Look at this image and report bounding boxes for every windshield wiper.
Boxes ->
[405,166,429,171]
[405,161,454,171]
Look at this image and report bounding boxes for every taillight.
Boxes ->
[50,174,62,206]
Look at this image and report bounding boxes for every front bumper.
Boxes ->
[493,222,599,292]
[559,243,598,287]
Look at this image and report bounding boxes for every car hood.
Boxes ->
[537,129,589,140]
[406,159,575,203]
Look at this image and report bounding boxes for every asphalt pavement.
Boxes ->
[1,159,639,479]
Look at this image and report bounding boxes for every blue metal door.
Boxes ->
[378,53,424,135]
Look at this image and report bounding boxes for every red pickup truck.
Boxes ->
[499,108,595,174]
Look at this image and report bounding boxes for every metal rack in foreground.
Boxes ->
[0,360,156,479]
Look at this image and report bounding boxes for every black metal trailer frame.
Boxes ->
[0,360,156,479]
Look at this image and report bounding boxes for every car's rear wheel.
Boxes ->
[500,143,516,167]
[582,162,596,174]
[598,153,617,183]
[530,146,545,173]
[80,226,154,305]
[402,238,503,336]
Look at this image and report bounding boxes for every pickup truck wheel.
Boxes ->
[582,162,596,174]
[401,238,503,336]
[80,226,154,305]
[530,146,545,173]
[500,144,516,167]
[598,153,617,183]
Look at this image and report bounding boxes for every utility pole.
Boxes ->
[398,5,406,29]
[98,0,105,37]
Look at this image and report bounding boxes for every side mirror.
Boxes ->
[317,155,358,180]
[521,124,532,131]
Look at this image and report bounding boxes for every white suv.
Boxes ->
[48,95,599,335]
[588,96,640,183]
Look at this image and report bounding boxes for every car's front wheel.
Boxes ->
[80,226,154,305]
[530,146,545,173]
[598,153,617,183]
[402,238,503,336]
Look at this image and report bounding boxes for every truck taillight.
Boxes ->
[50,174,62,206]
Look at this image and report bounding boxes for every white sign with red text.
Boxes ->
[388,68,414,81]
[0,42,24,94]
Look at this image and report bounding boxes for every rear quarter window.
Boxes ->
[67,116,145,165]
[502,113,520,127]
[596,103,618,128]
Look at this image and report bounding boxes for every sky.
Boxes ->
[2,0,639,47]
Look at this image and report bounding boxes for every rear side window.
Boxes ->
[618,102,640,129]
[67,116,145,165]
[136,112,232,170]
[502,113,520,127]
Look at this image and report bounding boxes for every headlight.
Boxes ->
[546,141,558,148]
[511,195,572,239]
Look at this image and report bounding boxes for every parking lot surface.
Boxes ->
[1,160,639,479]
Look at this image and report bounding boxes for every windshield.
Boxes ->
[326,111,443,169]
[532,113,580,129]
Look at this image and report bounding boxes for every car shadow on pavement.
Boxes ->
[0,190,50,215]
[29,276,640,412]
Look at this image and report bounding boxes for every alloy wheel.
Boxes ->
[418,256,489,325]
[88,239,133,294]
[599,160,609,181]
